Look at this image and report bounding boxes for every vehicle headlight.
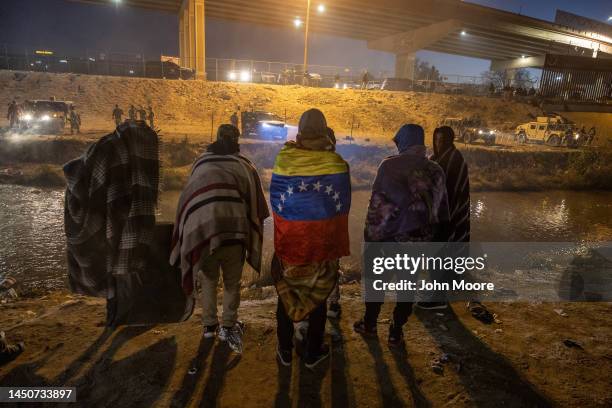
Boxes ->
[22,114,33,121]
[239,71,251,82]
[574,134,579,139]
[334,83,339,89]
[490,130,495,134]
[343,84,348,89]
[228,72,237,80]
[478,130,483,134]
[41,115,51,121]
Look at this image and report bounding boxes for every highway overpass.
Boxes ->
[69,0,612,80]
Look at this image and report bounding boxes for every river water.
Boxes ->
[1,185,611,290]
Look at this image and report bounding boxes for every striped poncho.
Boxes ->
[169,152,269,295]
[432,132,470,242]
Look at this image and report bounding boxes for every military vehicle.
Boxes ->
[19,99,72,134]
[515,115,574,146]
[439,117,496,145]
[241,111,288,141]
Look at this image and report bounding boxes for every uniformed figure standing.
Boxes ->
[7,100,19,128]
[69,105,81,135]
[112,104,123,127]
[147,106,155,129]
[128,105,136,121]
[230,111,239,128]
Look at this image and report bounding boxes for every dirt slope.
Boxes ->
[0,71,542,142]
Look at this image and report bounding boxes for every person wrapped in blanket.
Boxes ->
[170,125,269,354]
[353,124,450,347]
[64,121,159,326]
[271,109,351,368]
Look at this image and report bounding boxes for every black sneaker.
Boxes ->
[416,302,448,310]
[327,302,342,319]
[388,324,404,348]
[353,319,377,336]
[277,346,292,367]
[304,344,330,369]
[203,324,219,339]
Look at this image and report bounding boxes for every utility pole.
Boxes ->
[303,0,311,75]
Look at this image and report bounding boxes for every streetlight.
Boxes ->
[303,0,312,77]
[295,2,326,79]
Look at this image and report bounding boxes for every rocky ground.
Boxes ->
[1,287,611,407]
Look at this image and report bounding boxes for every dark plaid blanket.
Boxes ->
[63,122,159,300]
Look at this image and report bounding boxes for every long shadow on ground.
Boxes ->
[416,306,553,408]
[361,334,408,408]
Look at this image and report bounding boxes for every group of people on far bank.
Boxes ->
[112,104,155,128]
[170,108,470,367]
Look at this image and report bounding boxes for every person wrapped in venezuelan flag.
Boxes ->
[271,108,351,368]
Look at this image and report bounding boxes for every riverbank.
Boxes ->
[0,136,610,191]
[1,287,611,407]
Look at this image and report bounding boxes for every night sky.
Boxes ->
[0,0,610,76]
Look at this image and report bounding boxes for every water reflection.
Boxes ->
[0,186,610,290]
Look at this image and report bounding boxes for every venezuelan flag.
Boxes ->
[271,144,351,265]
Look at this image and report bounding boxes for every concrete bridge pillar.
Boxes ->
[368,19,462,80]
[179,0,206,80]
[395,53,416,80]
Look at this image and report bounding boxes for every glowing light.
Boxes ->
[460,30,467,36]
[294,18,303,28]
[317,4,325,13]
[22,114,33,121]
[41,115,51,121]
[521,55,526,59]
[59,59,68,63]
[239,70,251,82]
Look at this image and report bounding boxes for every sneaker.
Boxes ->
[219,322,245,354]
[416,302,448,310]
[203,324,219,339]
[277,346,292,367]
[294,321,308,343]
[353,319,377,336]
[327,302,342,319]
[0,332,25,365]
[388,325,404,348]
[304,344,330,369]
